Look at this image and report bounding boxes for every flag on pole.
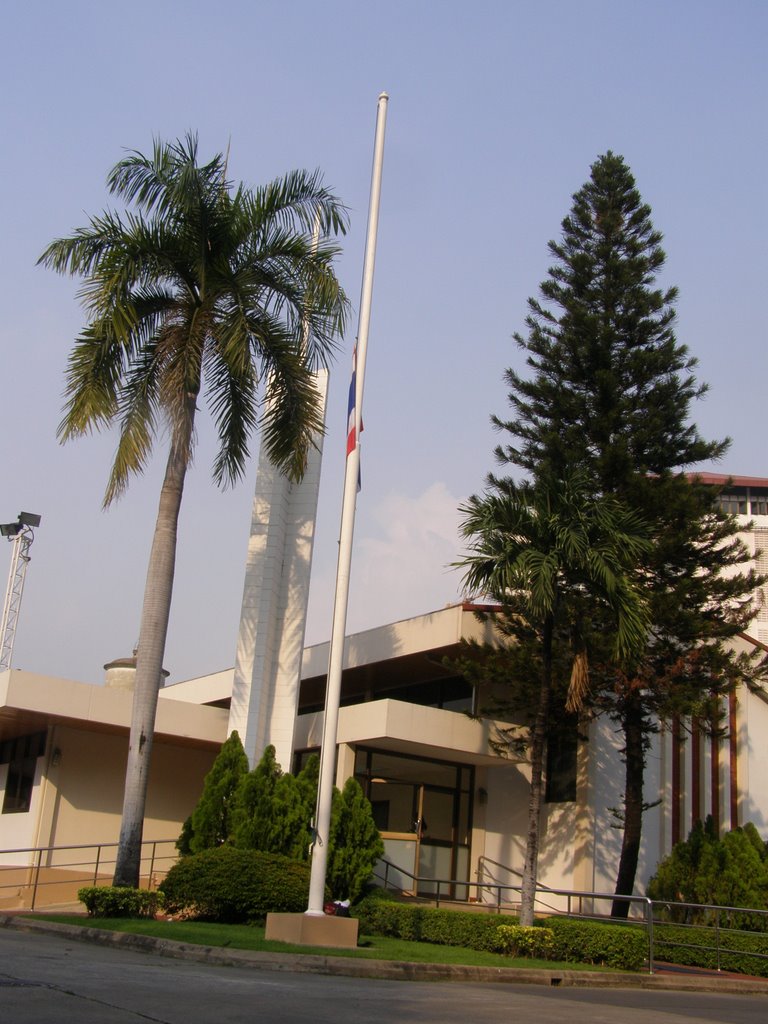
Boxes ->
[346,345,363,489]
[346,344,359,456]
[306,90,388,922]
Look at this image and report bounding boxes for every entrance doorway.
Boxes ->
[354,748,474,899]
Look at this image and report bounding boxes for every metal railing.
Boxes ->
[0,839,178,911]
[374,858,768,975]
[650,901,768,974]
[4,843,768,977]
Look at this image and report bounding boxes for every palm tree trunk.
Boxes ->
[519,615,553,927]
[113,402,196,887]
[611,688,645,918]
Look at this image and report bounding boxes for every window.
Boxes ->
[1,731,46,814]
[717,492,747,515]
[545,716,578,802]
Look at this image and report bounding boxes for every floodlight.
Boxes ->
[0,522,21,538]
[18,512,41,528]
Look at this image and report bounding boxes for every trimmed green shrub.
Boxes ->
[354,897,512,952]
[159,846,314,922]
[355,895,645,969]
[653,922,768,977]
[543,917,646,971]
[496,924,555,959]
[77,886,163,918]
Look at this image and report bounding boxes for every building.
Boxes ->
[1,474,767,909]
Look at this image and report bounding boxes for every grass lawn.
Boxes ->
[34,915,609,971]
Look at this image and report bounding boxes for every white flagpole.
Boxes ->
[306,92,389,916]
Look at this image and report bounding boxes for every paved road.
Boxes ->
[0,928,766,1024]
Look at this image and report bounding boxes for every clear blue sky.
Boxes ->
[1,1,765,685]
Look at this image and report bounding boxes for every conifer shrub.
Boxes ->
[181,731,249,855]
[648,819,768,927]
[159,847,314,922]
[327,778,384,902]
[77,886,163,918]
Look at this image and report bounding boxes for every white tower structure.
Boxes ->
[227,373,328,769]
[0,512,42,671]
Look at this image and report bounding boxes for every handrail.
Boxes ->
[475,855,562,912]
[373,859,768,975]
[476,855,523,882]
[7,843,768,977]
[0,838,178,911]
[476,855,555,890]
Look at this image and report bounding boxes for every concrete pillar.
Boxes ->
[228,371,328,770]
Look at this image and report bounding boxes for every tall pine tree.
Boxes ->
[493,152,763,911]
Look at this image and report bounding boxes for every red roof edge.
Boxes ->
[688,473,768,488]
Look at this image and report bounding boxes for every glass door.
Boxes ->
[355,748,473,898]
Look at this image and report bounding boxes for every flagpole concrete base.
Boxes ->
[265,912,359,949]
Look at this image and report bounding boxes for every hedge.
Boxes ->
[77,886,163,918]
[543,917,646,971]
[159,846,314,922]
[354,896,509,952]
[354,894,647,970]
[653,922,768,977]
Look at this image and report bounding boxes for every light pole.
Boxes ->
[0,512,42,671]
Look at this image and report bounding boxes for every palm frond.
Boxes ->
[103,343,163,505]
[58,323,125,440]
[259,354,325,482]
[45,135,347,496]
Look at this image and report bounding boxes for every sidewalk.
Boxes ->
[3,912,768,995]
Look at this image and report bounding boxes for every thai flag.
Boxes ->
[346,345,358,457]
[346,345,362,489]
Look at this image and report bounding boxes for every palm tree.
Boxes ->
[39,135,348,886]
[457,473,648,925]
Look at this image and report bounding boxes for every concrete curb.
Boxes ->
[3,913,768,995]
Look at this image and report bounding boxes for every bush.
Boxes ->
[328,778,384,902]
[654,922,768,977]
[495,924,554,959]
[354,897,512,952]
[543,917,646,971]
[159,846,314,922]
[183,731,249,855]
[647,818,768,925]
[77,886,163,918]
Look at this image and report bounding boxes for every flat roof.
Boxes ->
[0,669,228,747]
[693,473,768,488]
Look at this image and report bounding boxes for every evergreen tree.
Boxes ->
[183,731,249,853]
[231,749,318,861]
[489,152,764,912]
[291,753,321,861]
[264,756,318,861]
[327,777,384,902]
[458,472,649,926]
[231,744,282,850]
[648,819,768,927]
[230,749,382,899]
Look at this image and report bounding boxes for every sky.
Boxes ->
[0,1,765,687]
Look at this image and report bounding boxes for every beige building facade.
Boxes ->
[1,475,767,909]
